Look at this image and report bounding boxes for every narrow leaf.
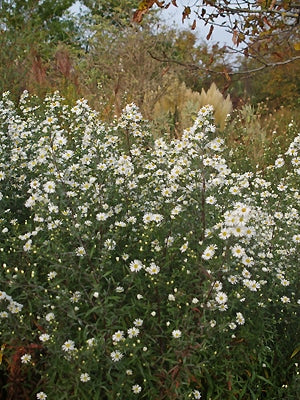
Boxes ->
[191,19,196,30]
[232,30,238,45]
[290,346,300,359]
[257,375,276,387]
[223,68,231,82]
[206,25,214,40]
[0,345,5,365]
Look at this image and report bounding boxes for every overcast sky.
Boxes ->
[158,2,233,46]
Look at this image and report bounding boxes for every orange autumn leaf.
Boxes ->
[294,42,300,51]
[182,6,191,23]
[133,0,164,23]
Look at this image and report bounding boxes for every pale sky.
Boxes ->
[69,0,234,46]
[158,1,233,46]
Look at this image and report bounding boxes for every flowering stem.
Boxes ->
[201,176,206,241]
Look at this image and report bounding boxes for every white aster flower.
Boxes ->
[193,389,202,399]
[228,275,238,285]
[213,281,223,291]
[127,327,140,338]
[219,229,231,239]
[242,256,254,267]
[231,244,245,258]
[292,234,300,243]
[45,312,55,322]
[168,294,175,301]
[236,312,245,325]
[280,279,290,287]
[180,241,189,253]
[281,296,290,303]
[86,338,96,347]
[80,373,90,382]
[172,329,182,338]
[143,213,153,224]
[146,262,160,275]
[39,334,50,342]
[21,353,32,364]
[134,318,143,327]
[112,330,124,342]
[129,259,143,272]
[62,340,75,352]
[43,181,56,193]
[218,303,228,311]
[0,311,8,318]
[202,245,216,260]
[23,239,32,252]
[132,384,142,394]
[215,292,228,304]
[47,271,57,280]
[110,350,123,362]
[36,392,47,400]
[75,246,86,257]
[96,212,108,221]
[275,157,285,168]
[206,196,216,204]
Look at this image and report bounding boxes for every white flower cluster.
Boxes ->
[0,92,298,398]
[0,290,23,317]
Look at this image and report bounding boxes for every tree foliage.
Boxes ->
[81,0,141,26]
[0,0,77,41]
[0,0,82,100]
[133,0,300,73]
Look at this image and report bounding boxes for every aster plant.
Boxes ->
[0,90,299,399]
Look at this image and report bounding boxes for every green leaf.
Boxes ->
[290,345,300,359]
[256,375,275,387]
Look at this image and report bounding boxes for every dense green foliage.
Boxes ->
[0,92,299,399]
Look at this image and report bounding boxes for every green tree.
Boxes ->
[239,51,300,109]
[0,0,81,99]
[0,0,77,42]
[81,0,140,26]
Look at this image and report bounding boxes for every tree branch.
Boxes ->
[218,6,299,19]
[148,51,300,77]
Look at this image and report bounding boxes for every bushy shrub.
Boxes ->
[222,102,300,170]
[0,91,299,399]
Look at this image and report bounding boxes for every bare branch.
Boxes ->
[217,6,299,19]
[148,51,300,77]
[232,55,300,74]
